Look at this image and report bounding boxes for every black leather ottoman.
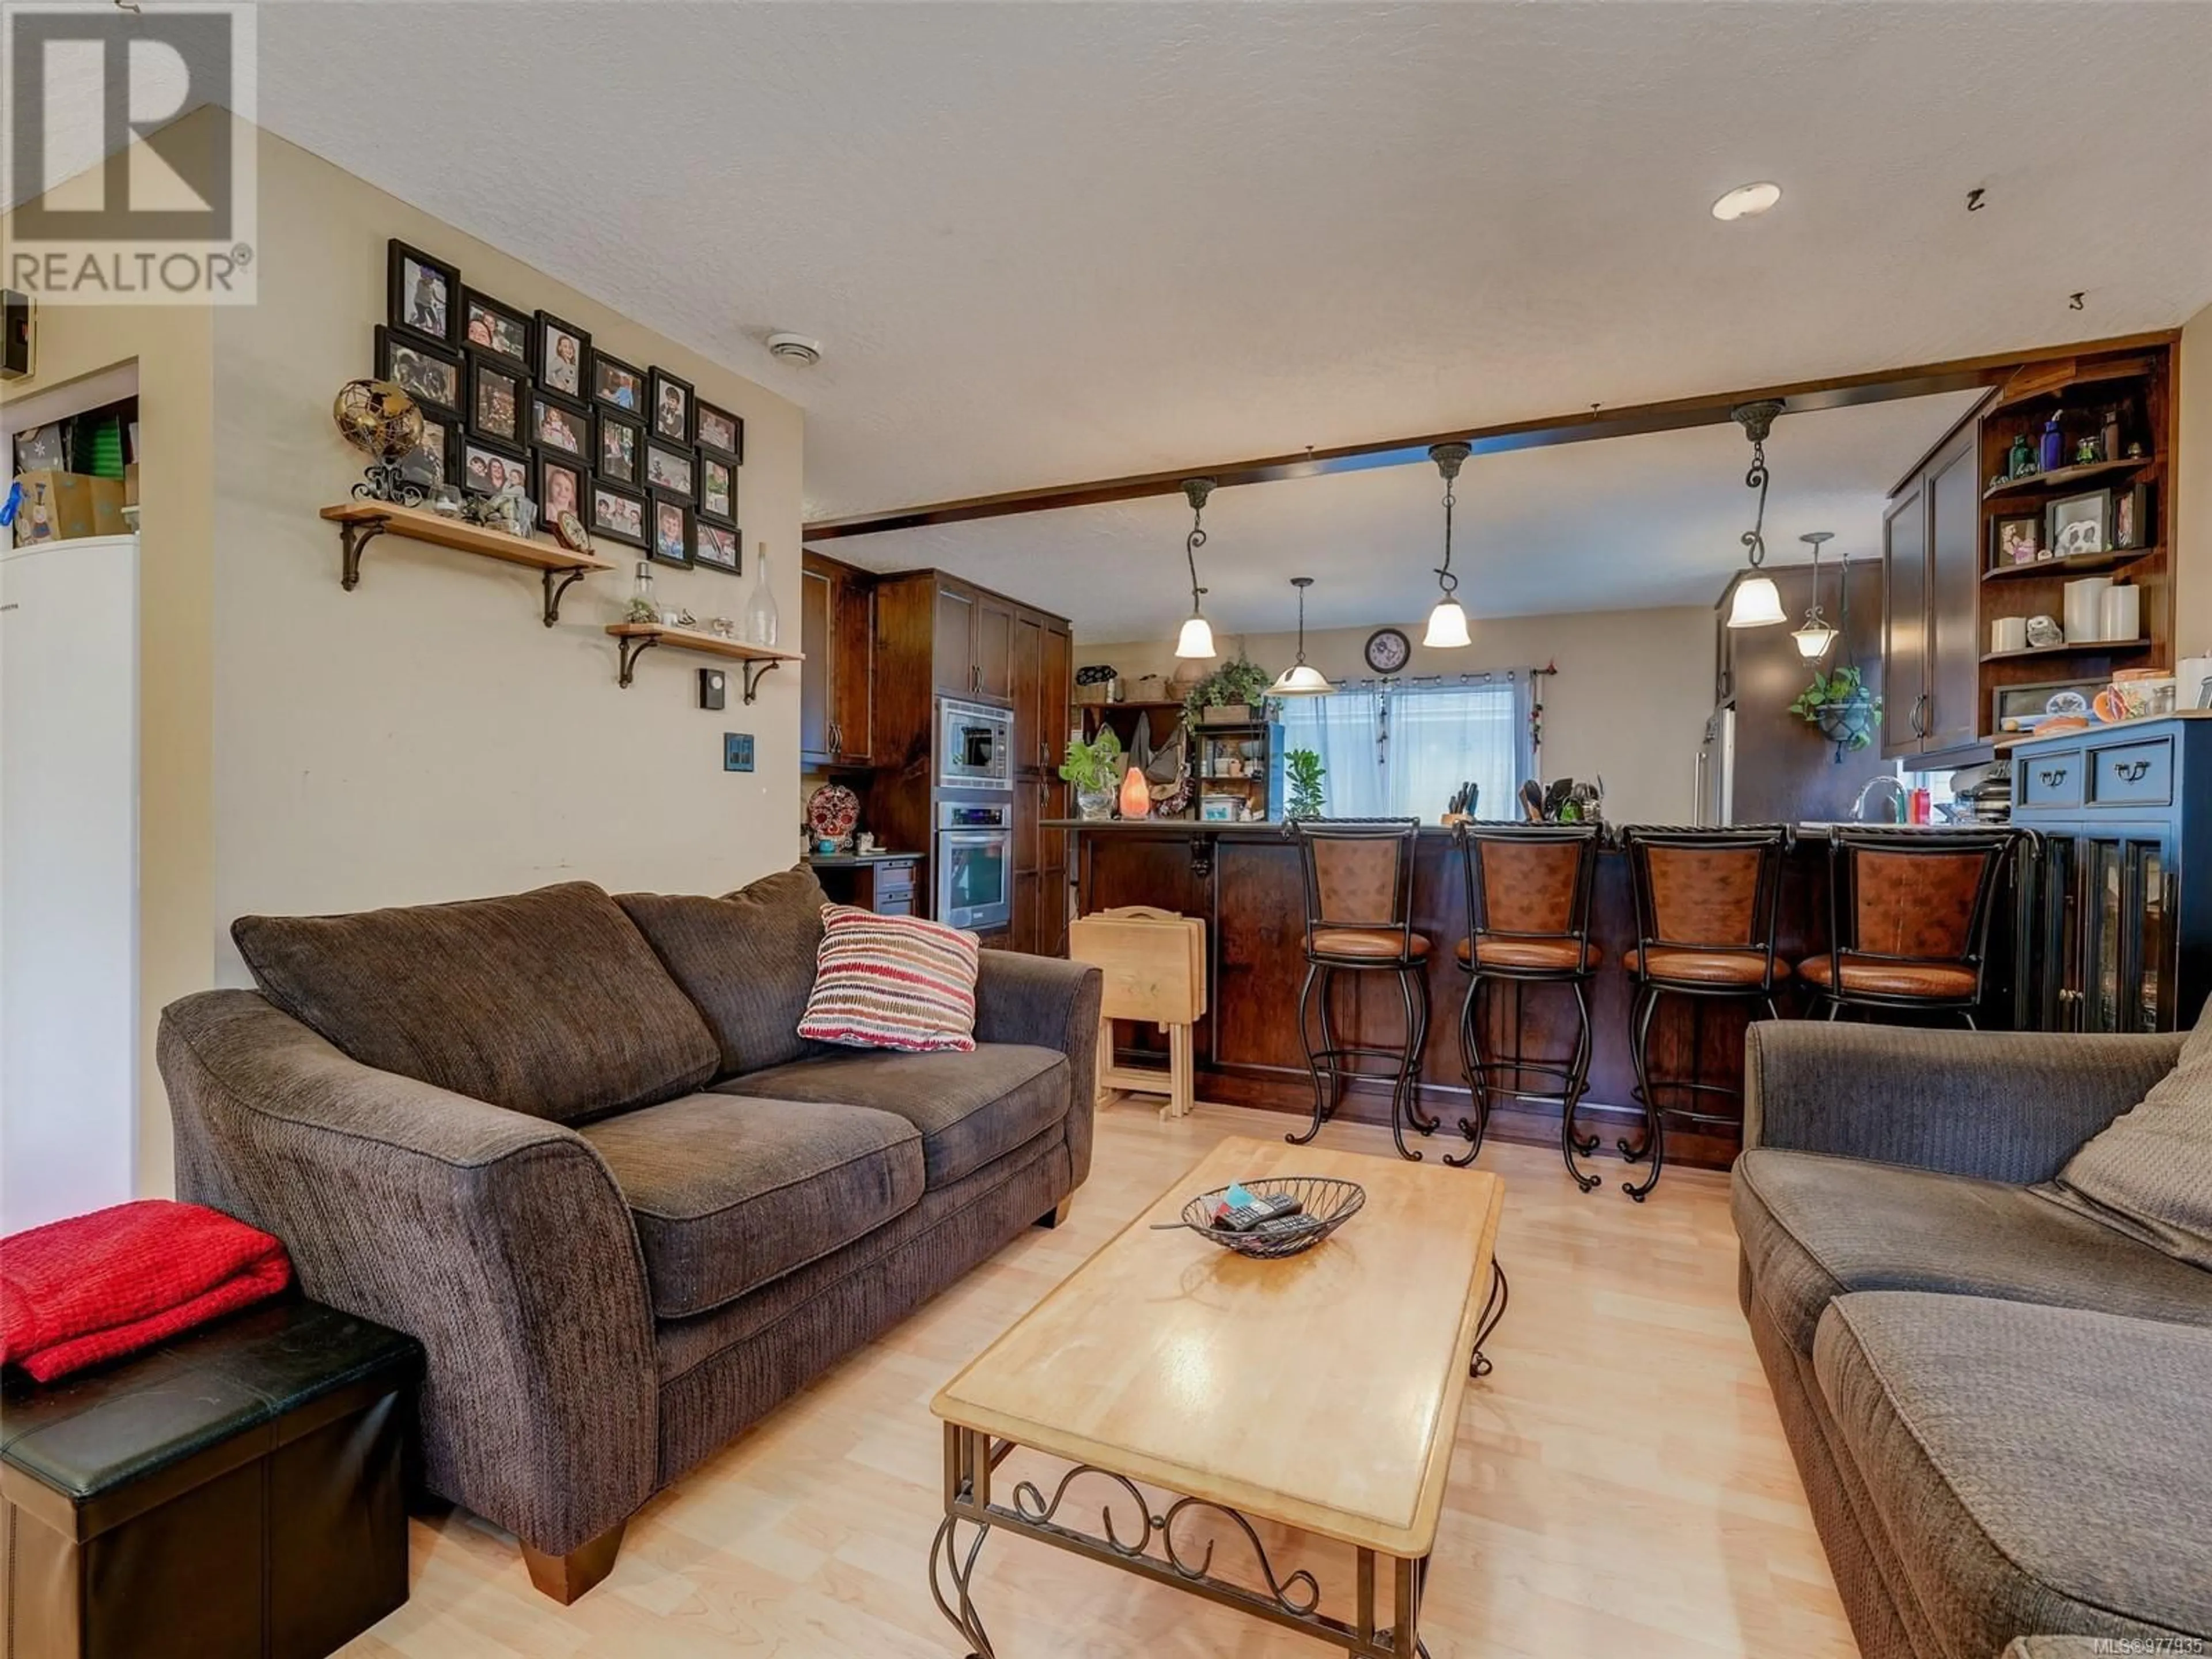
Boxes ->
[1,1297,422,1659]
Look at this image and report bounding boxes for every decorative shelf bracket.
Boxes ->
[740,658,781,704]
[336,516,388,591]
[541,567,588,627]
[615,632,660,688]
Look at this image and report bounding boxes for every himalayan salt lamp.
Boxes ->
[1118,763,1151,820]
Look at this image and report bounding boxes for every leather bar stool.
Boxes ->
[1801,827,2016,1027]
[1441,823,1605,1187]
[1285,818,1436,1160]
[1618,824,1793,1203]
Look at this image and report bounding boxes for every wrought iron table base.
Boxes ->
[930,1423,1434,1657]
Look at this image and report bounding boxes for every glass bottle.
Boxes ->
[2039,411,2065,474]
[626,559,659,624]
[744,542,780,647]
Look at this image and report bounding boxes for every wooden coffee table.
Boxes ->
[929,1135,1506,1657]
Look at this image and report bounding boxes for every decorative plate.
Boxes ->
[1365,627,1412,675]
[806,783,859,842]
[554,510,593,554]
[2044,690,2090,717]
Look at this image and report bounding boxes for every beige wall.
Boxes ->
[6,114,804,1198]
[1082,604,1716,824]
[2176,301,2212,660]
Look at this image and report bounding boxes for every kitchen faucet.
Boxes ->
[1853,775,1909,824]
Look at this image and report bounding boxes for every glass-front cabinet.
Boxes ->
[2012,716,2207,1035]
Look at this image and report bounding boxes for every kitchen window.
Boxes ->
[1275,673,1536,821]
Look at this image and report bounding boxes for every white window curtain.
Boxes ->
[1277,672,1537,821]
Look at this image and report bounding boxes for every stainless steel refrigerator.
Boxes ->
[1694,705,1735,826]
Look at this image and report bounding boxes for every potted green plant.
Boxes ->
[1058,728,1126,820]
[1789,665,1883,757]
[1284,748,1326,820]
[1184,653,1273,725]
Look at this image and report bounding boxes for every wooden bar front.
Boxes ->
[1058,821,1840,1173]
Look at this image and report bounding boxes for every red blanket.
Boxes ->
[1,1199,292,1382]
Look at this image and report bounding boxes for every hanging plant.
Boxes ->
[1788,665,1882,757]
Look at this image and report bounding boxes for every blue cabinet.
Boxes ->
[2011,715,2210,1032]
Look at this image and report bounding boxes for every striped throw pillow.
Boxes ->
[796,904,980,1053]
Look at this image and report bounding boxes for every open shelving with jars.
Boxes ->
[605,622,800,696]
[1973,340,2175,748]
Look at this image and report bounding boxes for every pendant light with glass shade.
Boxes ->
[1267,577,1335,696]
[1724,400,1789,629]
[1173,477,1219,660]
[1791,531,1839,659]
[1422,441,1474,648]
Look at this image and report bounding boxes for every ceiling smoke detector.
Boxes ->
[766,332,822,366]
[1711,181,1783,221]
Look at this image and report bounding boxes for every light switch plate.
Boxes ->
[724,732,755,772]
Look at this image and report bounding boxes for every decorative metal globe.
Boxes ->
[335,379,427,505]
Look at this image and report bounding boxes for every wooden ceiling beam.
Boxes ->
[802,329,2181,541]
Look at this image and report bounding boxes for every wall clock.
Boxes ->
[1364,627,1412,675]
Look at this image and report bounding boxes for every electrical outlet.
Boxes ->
[699,668,726,710]
[724,732,755,772]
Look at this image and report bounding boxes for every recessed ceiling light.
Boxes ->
[1711,181,1783,222]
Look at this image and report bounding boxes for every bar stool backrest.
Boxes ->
[1287,818,1422,954]
[1457,823,1600,947]
[1826,827,2014,993]
[1620,825,1791,984]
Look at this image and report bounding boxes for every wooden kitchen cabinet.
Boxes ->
[860,571,1073,952]
[930,578,1017,703]
[800,551,873,768]
[1883,424,1982,760]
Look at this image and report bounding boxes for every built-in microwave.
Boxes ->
[937,801,1013,933]
[938,697,1013,791]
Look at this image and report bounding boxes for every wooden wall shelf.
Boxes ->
[1982,455,2152,501]
[1983,547,2158,582]
[604,622,801,696]
[320,501,612,625]
[1980,639,2149,665]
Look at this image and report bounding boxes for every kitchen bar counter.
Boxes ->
[1056,817,2016,1173]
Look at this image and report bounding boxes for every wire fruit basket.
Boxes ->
[1153,1176,1366,1260]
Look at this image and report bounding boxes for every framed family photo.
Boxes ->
[536,451,588,533]
[376,325,461,416]
[1991,513,2041,569]
[643,440,695,501]
[460,288,532,370]
[590,350,645,415]
[649,367,694,445]
[531,392,590,460]
[695,400,743,464]
[398,413,458,493]
[467,355,524,447]
[597,410,642,486]
[535,312,591,401]
[692,518,740,574]
[649,493,694,569]
[698,454,736,526]
[387,240,458,347]
[590,479,649,548]
[461,437,529,498]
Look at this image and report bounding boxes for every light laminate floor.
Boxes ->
[341,1100,1856,1659]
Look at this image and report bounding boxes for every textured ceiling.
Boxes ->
[845,390,1987,637]
[238,1,2212,525]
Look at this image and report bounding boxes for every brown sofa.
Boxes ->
[158,870,1100,1602]
[1735,1020,2212,1658]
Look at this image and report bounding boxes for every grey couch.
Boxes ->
[158,871,1101,1602]
[1734,1021,2212,1659]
